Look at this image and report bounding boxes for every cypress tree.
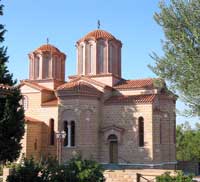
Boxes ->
[0,1,25,163]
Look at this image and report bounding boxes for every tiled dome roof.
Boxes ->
[77,29,120,43]
[34,44,63,54]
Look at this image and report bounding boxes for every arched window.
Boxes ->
[138,117,144,147]
[109,45,114,73]
[35,56,40,79]
[71,121,75,146]
[34,139,37,151]
[64,121,68,146]
[86,44,93,74]
[44,54,51,78]
[22,96,28,110]
[98,43,105,73]
[78,46,84,75]
[49,119,55,145]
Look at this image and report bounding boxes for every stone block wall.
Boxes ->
[59,97,101,162]
[152,95,176,164]
[100,103,153,163]
[104,169,176,182]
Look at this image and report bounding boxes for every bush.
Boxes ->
[66,156,105,182]
[6,158,42,182]
[156,171,193,182]
[6,156,105,182]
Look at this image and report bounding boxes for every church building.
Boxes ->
[19,29,177,169]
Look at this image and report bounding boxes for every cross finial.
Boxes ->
[97,20,101,29]
[46,38,49,45]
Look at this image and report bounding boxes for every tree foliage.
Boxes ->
[149,0,200,116]
[7,157,105,182]
[0,1,24,163]
[156,171,193,182]
[0,3,15,85]
[176,122,200,161]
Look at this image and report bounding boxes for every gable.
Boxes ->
[20,84,40,94]
[58,76,111,93]
[57,79,103,98]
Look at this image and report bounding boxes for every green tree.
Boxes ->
[149,0,200,116]
[176,122,200,161]
[0,1,24,163]
[7,157,105,182]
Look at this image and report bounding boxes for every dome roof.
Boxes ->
[77,29,121,43]
[34,44,64,55]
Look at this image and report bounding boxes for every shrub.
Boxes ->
[66,156,105,182]
[6,156,105,182]
[6,158,42,182]
[156,171,193,182]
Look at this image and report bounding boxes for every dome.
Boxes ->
[77,29,121,44]
[34,44,64,55]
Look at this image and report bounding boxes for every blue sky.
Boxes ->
[1,0,198,125]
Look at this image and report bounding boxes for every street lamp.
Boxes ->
[56,130,66,165]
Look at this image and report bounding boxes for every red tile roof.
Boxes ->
[114,78,155,89]
[77,29,121,43]
[20,80,53,92]
[25,116,43,124]
[42,99,58,106]
[105,94,156,105]
[67,76,112,89]
[57,81,102,96]
[34,44,62,54]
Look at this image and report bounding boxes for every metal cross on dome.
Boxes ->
[46,38,49,45]
[97,20,101,29]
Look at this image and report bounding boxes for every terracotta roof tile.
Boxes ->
[31,44,66,58]
[35,44,61,53]
[57,81,102,96]
[105,94,156,105]
[77,29,121,43]
[25,116,43,124]
[114,78,155,89]
[20,80,53,92]
[42,99,58,106]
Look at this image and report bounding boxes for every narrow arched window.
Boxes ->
[98,43,105,73]
[109,44,114,73]
[49,119,55,145]
[35,56,40,79]
[86,44,92,74]
[44,54,51,78]
[71,121,75,146]
[138,117,144,147]
[34,139,37,151]
[64,121,68,146]
[78,46,84,75]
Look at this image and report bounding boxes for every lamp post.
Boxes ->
[56,130,66,165]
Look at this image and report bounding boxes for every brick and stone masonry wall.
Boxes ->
[100,103,153,164]
[152,95,176,166]
[59,97,101,162]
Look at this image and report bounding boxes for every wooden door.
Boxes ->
[109,141,118,163]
